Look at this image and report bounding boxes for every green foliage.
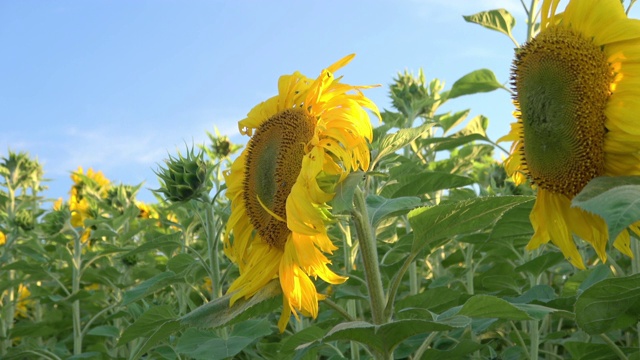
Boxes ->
[3,3,640,359]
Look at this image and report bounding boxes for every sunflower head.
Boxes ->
[500,0,640,269]
[224,54,379,332]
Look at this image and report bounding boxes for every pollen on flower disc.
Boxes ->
[243,108,315,249]
[513,26,614,197]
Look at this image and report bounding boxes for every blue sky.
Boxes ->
[1,0,617,203]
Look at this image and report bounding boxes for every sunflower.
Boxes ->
[224,54,379,332]
[500,0,640,269]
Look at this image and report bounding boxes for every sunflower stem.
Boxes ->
[72,230,83,355]
[526,0,540,41]
[351,187,386,326]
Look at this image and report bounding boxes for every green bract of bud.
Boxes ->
[389,69,444,122]
[14,209,35,231]
[154,146,213,202]
[0,151,44,191]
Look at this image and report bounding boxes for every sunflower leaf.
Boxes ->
[463,9,516,40]
[409,196,534,254]
[322,319,463,355]
[366,195,421,228]
[458,295,532,320]
[571,176,640,240]
[175,320,272,360]
[574,273,640,334]
[179,279,281,330]
[448,69,503,99]
[372,123,436,166]
[332,171,365,214]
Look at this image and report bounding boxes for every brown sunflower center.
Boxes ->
[513,26,613,197]
[243,108,315,249]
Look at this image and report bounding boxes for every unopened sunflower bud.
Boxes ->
[154,146,213,202]
[14,209,35,231]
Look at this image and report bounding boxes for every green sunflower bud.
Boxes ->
[204,129,242,160]
[14,209,35,231]
[154,146,213,202]
[41,209,68,235]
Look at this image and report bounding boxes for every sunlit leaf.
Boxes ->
[448,69,502,99]
[572,176,640,240]
[463,9,516,39]
[409,196,533,254]
[381,172,475,198]
[373,123,436,166]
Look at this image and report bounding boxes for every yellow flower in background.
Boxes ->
[70,188,91,228]
[72,166,110,197]
[224,54,379,332]
[136,201,158,219]
[14,284,32,318]
[0,231,5,246]
[500,0,640,269]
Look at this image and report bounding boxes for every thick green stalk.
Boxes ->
[527,0,540,41]
[351,188,385,326]
[205,202,222,299]
[72,231,83,355]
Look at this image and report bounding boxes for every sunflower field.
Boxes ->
[3,0,640,359]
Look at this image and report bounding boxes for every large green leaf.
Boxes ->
[463,9,516,39]
[448,69,502,99]
[175,320,272,360]
[118,305,178,346]
[366,195,421,228]
[381,172,475,198]
[322,319,464,355]
[572,176,640,240]
[436,109,470,135]
[457,295,531,321]
[574,273,640,334]
[180,279,281,329]
[122,271,180,305]
[372,123,435,166]
[409,196,534,254]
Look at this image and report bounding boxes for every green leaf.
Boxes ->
[420,339,483,359]
[463,9,516,39]
[448,69,502,99]
[86,325,120,338]
[564,341,625,360]
[409,196,534,254]
[381,172,475,198]
[130,320,183,360]
[373,123,436,165]
[458,295,532,320]
[572,176,640,240]
[167,253,197,275]
[323,319,462,355]
[180,279,281,329]
[331,171,364,214]
[366,195,421,228]
[118,305,178,346]
[514,252,565,278]
[279,325,328,357]
[575,273,640,334]
[175,320,272,360]
[436,109,470,135]
[122,271,180,305]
